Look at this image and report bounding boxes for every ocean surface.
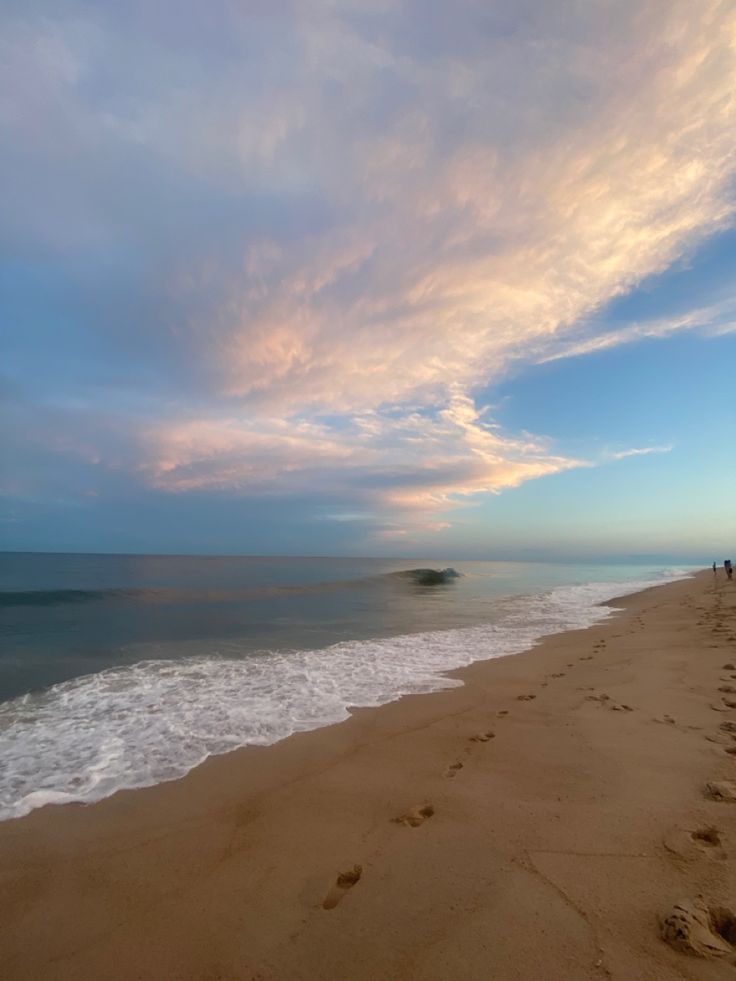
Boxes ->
[0,553,696,821]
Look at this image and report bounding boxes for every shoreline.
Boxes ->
[3,570,736,979]
[0,567,692,822]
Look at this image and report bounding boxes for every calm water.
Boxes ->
[0,552,696,820]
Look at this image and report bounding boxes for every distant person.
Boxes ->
[713,561,717,574]
[726,560,733,580]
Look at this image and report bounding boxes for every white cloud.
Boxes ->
[606,446,673,462]
[137,393,585,537]
[539,300,736,362]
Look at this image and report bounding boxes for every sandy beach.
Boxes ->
[2,569,736,979]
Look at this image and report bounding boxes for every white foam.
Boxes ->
[0,568,692,821]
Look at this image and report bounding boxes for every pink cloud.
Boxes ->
[164,0,736,425]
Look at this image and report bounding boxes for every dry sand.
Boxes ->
[2,570,736,980]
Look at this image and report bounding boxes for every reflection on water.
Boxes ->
[0,552,694,703]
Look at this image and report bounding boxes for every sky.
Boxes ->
[1,0,735,559]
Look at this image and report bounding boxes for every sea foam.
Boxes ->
[0,569,691,821]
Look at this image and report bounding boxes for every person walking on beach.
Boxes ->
[726,560,733,580]
[713,561,717,574]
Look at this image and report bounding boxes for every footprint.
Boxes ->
[663,824,725,861]
[704,780,736,802]
[661,898,736,957]
[691,826,723,847]
[654,715,676,725]
[705,732,734,745]
[710,703,731,713]
[322,865,362,910]
[719,686,736,694]
[497,710,509,717]
[470,730,495,742]
[723,663,736,671]
[517,694,536,701]
[550,672,566,678]
[720,721,736,733]
[585,693,632,712]
[392,803,435,827]
[579,655,593,661]
[444,761,464,777]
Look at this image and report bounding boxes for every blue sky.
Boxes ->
[1,0,735,558]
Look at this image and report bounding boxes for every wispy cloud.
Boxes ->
[136,394,585,532]
[539,300,736,363]
[606,446,673,462]
[192,0,736,415]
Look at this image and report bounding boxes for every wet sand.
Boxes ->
[2,570,736,979]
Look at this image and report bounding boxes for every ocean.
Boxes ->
[0,552,696,821]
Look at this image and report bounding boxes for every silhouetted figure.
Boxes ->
[726,559,733,580]
[713,561,717,574]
